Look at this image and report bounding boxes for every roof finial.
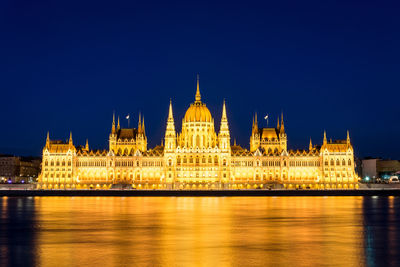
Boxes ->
[46,131,50,146]
[69,132,73,145]
[142,115,145,136]
[222,99,227,119]
[85,139,89,151]
[117,116,120,130]
[309,138,313,151]
[323,130,327,145]
[280,112,285,133]
[195,74,201,102]
[277,115,280,129]
[112,112,116,133]
[137,112,141,132]
[347,130,350,144]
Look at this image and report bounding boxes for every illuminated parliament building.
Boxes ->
[38,77,358,190]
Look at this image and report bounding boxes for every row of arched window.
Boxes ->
[44,160,71,167]
[324,159,352,166]
[176,156,222,166]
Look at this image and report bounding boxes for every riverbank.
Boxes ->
[1,189,400,197]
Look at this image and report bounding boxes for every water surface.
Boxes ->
[1,196,400,266]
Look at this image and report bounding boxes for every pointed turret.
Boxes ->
[112,112,116,133]
[117,116,120,131]
[166,99,175,132]
[85,139,89,151]
[195,74,201,103]
[69,132,73,144]
[252,115,255,134]
[280,112,285,134]
[218,99,230,150]
[142,115,146,136]
[219,99,229,133]
[277,115,280,130]
[138,113,142,133]
[165,100,176,152]
[323,130,327,145]
[254,112,259,133]
[309,138,313,151]
[347,130,350,144]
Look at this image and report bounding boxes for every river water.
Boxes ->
[1,196,400,266]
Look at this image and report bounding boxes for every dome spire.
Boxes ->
[195,74,201,103]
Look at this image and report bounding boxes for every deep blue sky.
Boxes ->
[1,0,399,159]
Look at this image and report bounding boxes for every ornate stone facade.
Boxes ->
[38,77,358,190]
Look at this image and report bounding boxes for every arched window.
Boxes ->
[196,135,200,147]
[183,157,187,164]
[208,156,212,163]
[348,159,352,166]
[336,159,340,166]
[195,157,199,165]
[168,159,172,166]
[177,156,181,165]
[45,160,48,166]
[202,156,206,164]
[324,161,328,166]
[62,161,65,166]
[342,159,346,166]
[214,156,218,165]
[330,159,334,166]
[189,157,193,164]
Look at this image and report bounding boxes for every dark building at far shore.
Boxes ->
[0,155,41,183]
[361,158,400,180]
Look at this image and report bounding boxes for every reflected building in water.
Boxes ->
[38,76,358,190]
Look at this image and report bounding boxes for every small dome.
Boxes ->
[184,102,213,122]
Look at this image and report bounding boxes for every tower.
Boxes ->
[279,112,287,151]
[250,113,260,152]
[218,99,230,151]
[164,99,176,152]
[136,114,147,151]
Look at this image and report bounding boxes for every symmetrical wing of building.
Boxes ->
[38,77,358,190]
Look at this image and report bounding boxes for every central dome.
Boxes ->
[183,75,213,123]
[184,102,212,122]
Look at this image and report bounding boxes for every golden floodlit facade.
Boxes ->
[38,77,358,190]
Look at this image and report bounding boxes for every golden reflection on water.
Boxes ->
[23,197,367,267]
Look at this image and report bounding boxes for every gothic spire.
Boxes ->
[323,130,327,145]
[69,132,73,145]
[277,115,280,130]
[138,113,141,133]
[280,112,285,133]
[166,99,175,133]
[117,116,120,130]
[142,115,145,136]
[219,99,229,134]
[347,130,350,144]
[254,112,259,132]
[195,74,201,103]
[46,131,50,147]
[309,138,313,151]
[85,139,89,151]
[112,112,116,133]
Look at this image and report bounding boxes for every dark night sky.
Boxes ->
[0,0,399,159]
